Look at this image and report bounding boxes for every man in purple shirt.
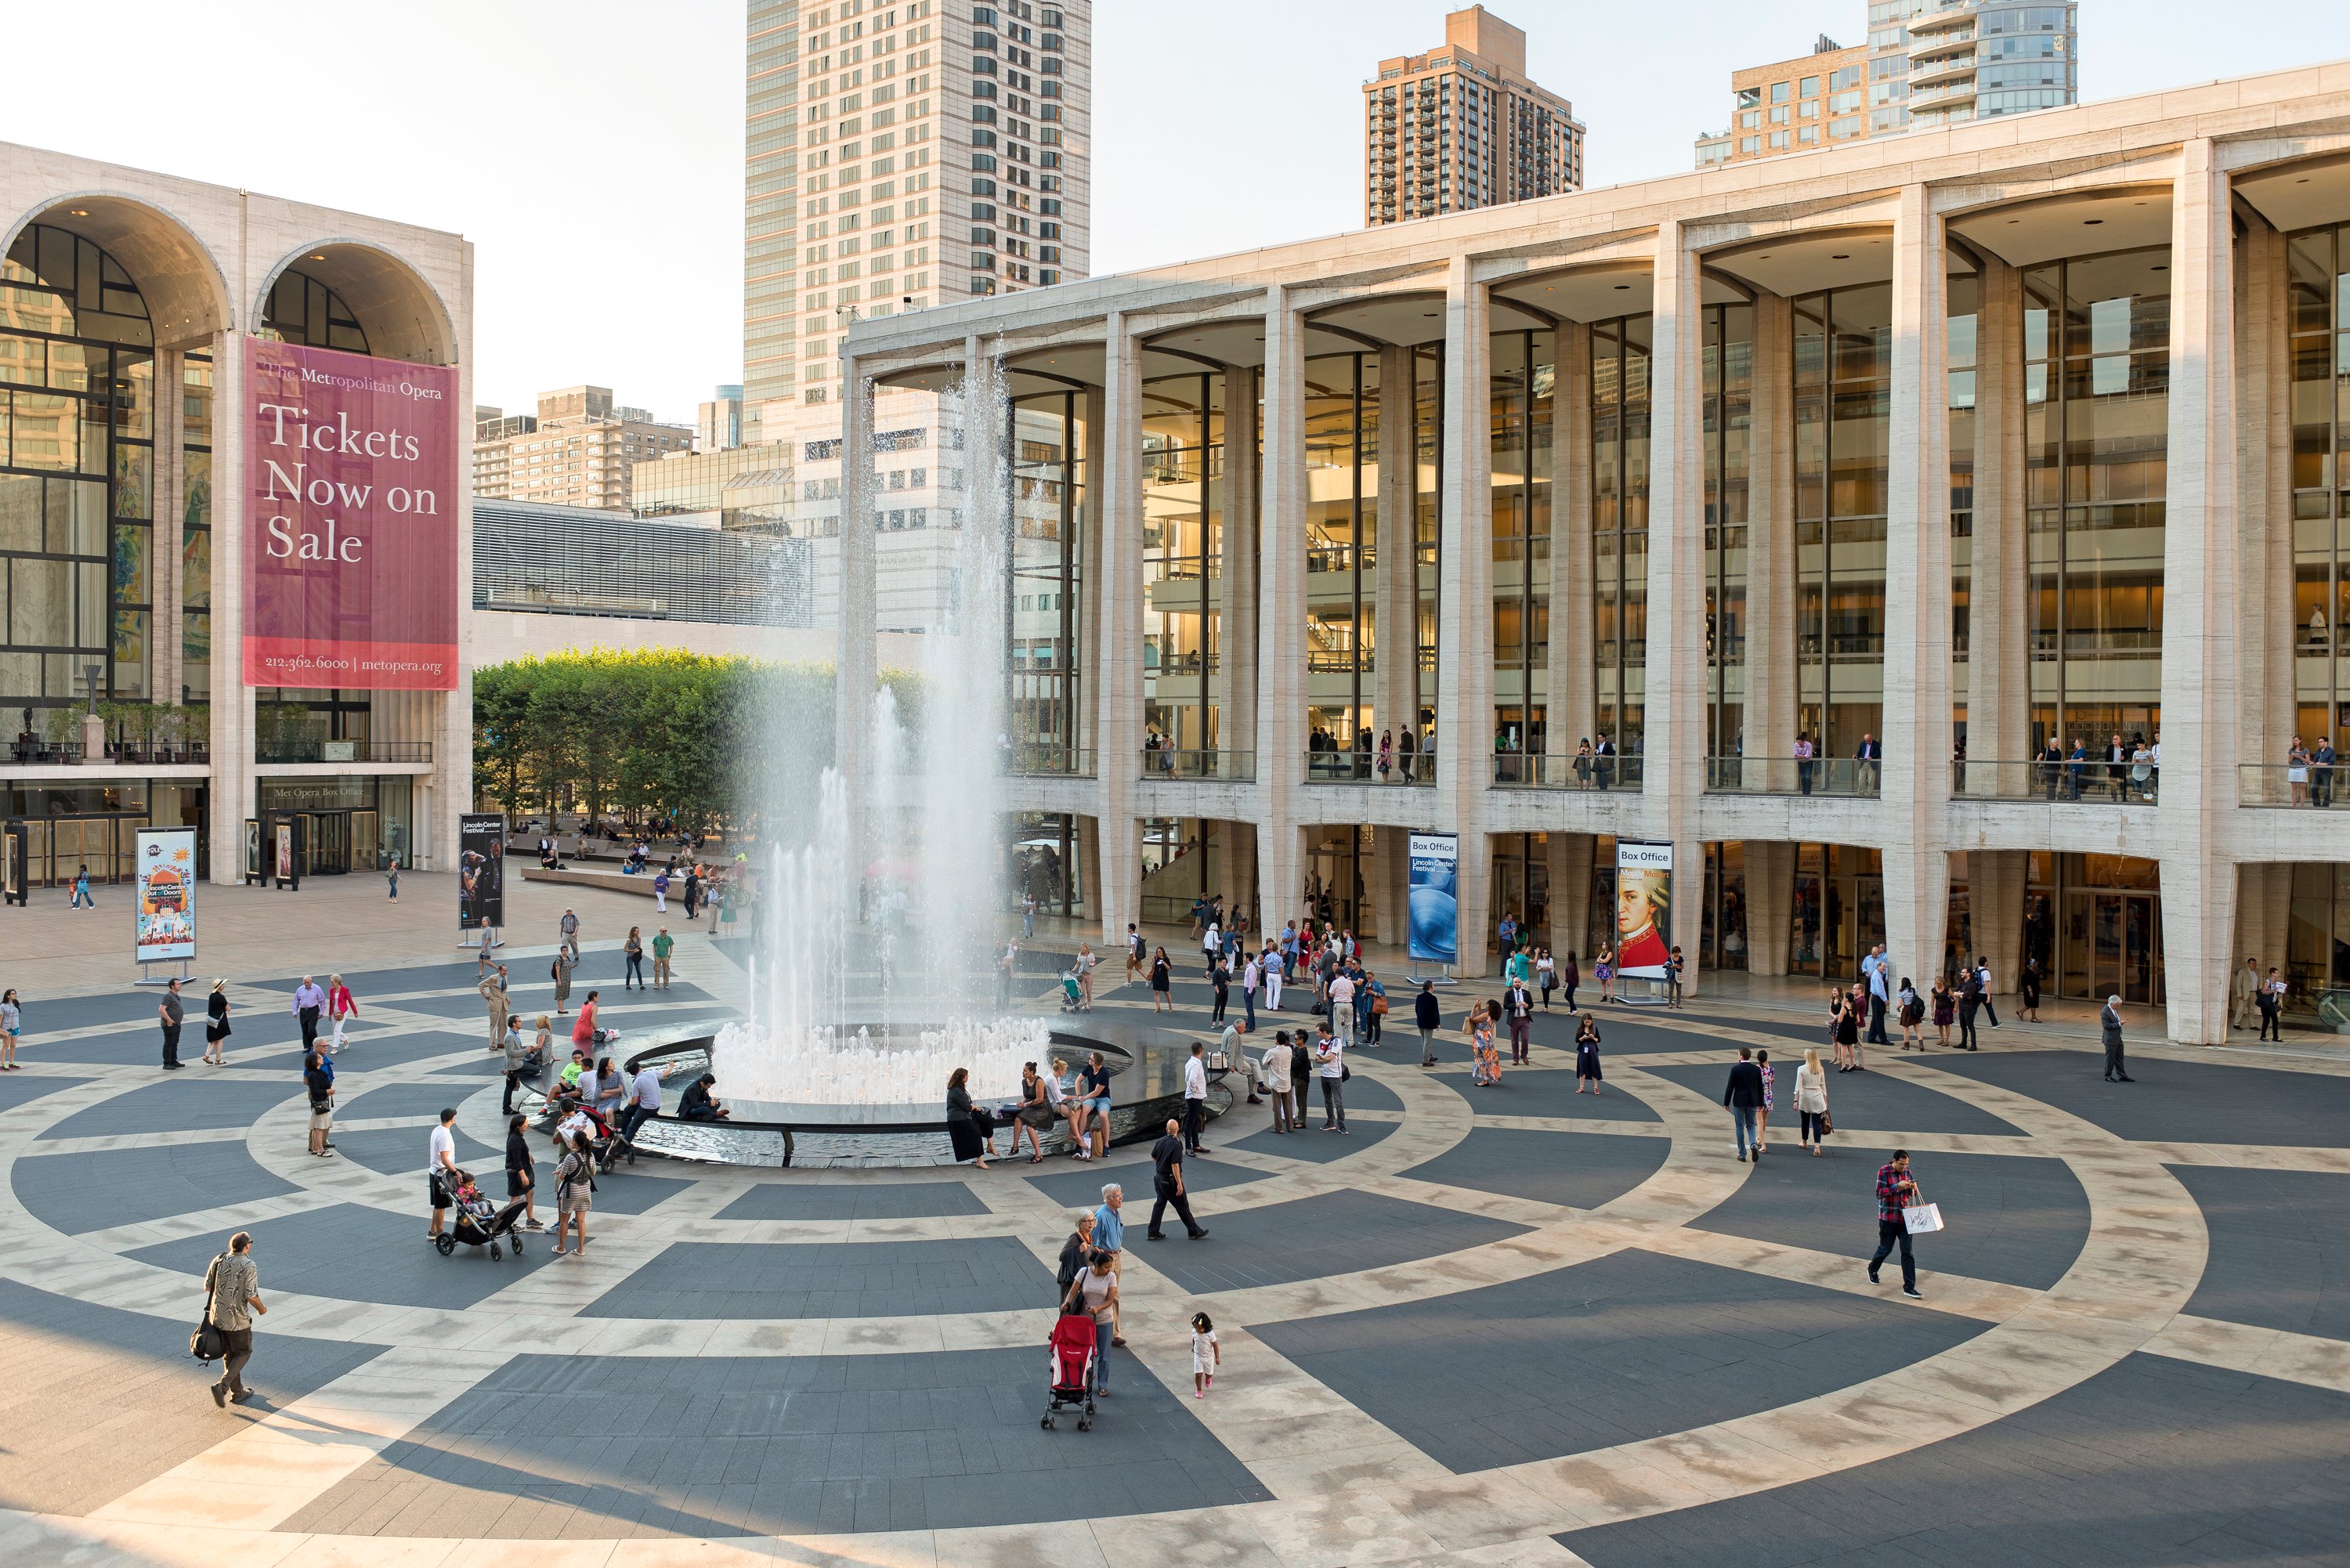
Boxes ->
[290,976,326,1052]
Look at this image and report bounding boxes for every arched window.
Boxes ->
[260,267,371,354]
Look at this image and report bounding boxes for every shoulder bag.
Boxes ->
[1900,1182,1943,1234]
[190,1252,227,1362]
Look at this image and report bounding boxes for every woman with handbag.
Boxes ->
[303,1046,335,1158]
[203,978,232,1066]
[1795,1048,1831,1156]
[326,974,358,1054]
[1574,1013,1603,1093]
[946,1067,992,1170]
[550,1129,596,1257]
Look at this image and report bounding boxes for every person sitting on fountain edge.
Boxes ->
[679,1072,728,1121]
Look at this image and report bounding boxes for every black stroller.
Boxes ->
[434,1174,530,1259]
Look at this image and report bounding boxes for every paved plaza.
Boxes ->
[1,916,2347,1567]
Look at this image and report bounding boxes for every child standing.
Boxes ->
[1191,1311,1220,1397]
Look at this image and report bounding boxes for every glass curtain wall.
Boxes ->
[1305,352,1378,770]
[2023,249,2170,756]
[1414,345,1443,749]
[2022,851,2164,1005]
[181,352,212,703]
[1792,284,1891,756]
[1491,330,1555,769]
[1704,303,1753,761]
[1140,370,1224,764]
[2287,225,2350,746]
[1008,390,1084,766]
[1590,316,1651,752]
[0,224,151,715]
[1948,273,1979,748]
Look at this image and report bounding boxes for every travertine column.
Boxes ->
[1435,256,1495,974]
[837,358,878,866]
[1743,293,1798,787]
[1094,313,1144,939]
[1550,322,1595,756]
[1744,840,1796,975]
[1380,824,1412,948]
[1256,287,1310,934]
[1218,364,1260,761]
[1971,849,2027,994]
[2235,862,2291,983]
[2235,218,2294,784]
[1549,831,1593,963]
[2156,139,2242,1044]
[1641,222,1708,994]
[1375,344,1417,741]
[1970,259,2030,782]
[1879,184,1954,995]
[207,331,255,883]
[1079,384,1105,760]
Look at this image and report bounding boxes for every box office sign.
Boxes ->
[242,338,459,690]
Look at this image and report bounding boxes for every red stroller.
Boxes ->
[1043,1313,1098,1430]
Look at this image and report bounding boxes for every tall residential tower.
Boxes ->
[1365,5,1585,227]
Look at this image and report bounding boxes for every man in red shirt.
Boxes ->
[1867,1150,1925,1299]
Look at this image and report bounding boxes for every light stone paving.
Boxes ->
[0,966,2345,1566]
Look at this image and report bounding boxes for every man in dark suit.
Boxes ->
[1723,1047,1766,1162]
[1854,732,1882,793]
[1593,733,1615,791]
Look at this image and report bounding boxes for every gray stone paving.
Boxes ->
[1647,1057,2026,1137]
[2171,1165,2350,1343]
[1227,1113,1396,1162]
[715,1181,992,1222]
[1557,1353,2350,1567]
[1918,1049,2350,1146]
[13,1142,300,1231]
[1256,1248,1988,1474]
[1133,1188,1528,1294]
[281,1348,1271,1537]
[130,1201,551,1309]
[1429,1064,1665,1121]
[1691,1141,2092,1292]
[579,1238,1055,1320]
[1404,1126,1673,1211]
[38,1075,295,1139]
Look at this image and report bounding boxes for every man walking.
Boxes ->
[1415,981,1443,1066]
[1956,966,1982,1052]
[2259,967,2287,1042]
[2231,957,2259,1031]
[1867,1149,1925,1299]
[1126,923,1145,983]
[652,926,674,990]
[1145,1117,1209,1240]
[1183,1041,1210,1154]
[1861,945,1889,1046]
[158,977,185,1070]
[1329,966,1357,1047]
[1974,956,2000,1028]
[1315,1021,1347,1131]
[2101,994,2135,1081]
[201,1231,267,1406]
[1723,1046,1764,1162]
[559,907,580,952]
[291,974,325,1052]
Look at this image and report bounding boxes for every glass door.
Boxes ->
[352,809,381,872]
[308,812,350,875]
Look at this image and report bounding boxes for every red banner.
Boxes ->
[242,339,459,690]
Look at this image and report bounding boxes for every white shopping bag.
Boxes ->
[1902,1201,1944,1234]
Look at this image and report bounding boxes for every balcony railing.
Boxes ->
[2241,763,2350,808]
[3,739,85,765]
[1488,753,1644,789]
[1003,744,1095,779]
[1303,749,1437,784]
[1139,747,1255,782]
[1957,757,2156,804]
[1705,756,1881,797]
[255,739,434,765]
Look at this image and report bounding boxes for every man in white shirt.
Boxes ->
[425,1108,459,1241]
[1329,970,1358,1047]
[1182,1042,1211,1154]
[1262,943,1283,1011]
[1315,1024,1347,1133]
[1262,1031,1296,1133]
[620,1062,663,1148]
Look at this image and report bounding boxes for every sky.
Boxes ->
[5,1,2348,427]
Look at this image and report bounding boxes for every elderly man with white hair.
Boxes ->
[1089,1182,1126,1346]
[2101,994,2134,1082]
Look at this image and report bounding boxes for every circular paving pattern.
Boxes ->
[3,953,2349,1566]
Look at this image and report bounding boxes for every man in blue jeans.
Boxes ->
[1723,1046,1764,1162]
[1868,1149,1925,1299]
[617,1059,662,1149]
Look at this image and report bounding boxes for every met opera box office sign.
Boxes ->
[244,340,460,690]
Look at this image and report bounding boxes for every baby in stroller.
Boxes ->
[432,1169,530,1259]
[1043,1310,1097,1430]
[1058,971,1085,1013]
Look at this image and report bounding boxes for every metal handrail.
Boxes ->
[1958,757,2157,803]
[2240,762,2345,808]
[1003,744,1096,779]
[1303,748,1437,784]
[1139,748,1255,782]
[1705,756,1881,797]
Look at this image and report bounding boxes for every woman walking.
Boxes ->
[1831,987,1860,1071]
[504,1114,543,1230]
[1930,974,1955,1049]
[1149,947,1173,1013]
[1467,999,1501,1086]
[1753,1049,1776,1154]
[1795,1047,1831,1156]
[1075,944,1097,1010]
[204,979,233,1066]
[1897,976,1924,1051]
[0,988,20,1070]
[1537,947,1556,1010]
[1574,1013,1603,1094]
[1561,949,1581,1012]
[326,974,358,1054]
[2019,957,2043,1022]
[945,1067,993,1170]
[624,927,646,991]
[1596,945,1616,1004]
[386,854,400,901]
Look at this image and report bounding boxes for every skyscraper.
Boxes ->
[471,388,692,512]
[1364,5,1584,228]
[1697,2,2078,168]
[742,0,1092,440]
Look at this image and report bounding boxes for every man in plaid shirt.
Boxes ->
[1867,1149,1924,1299]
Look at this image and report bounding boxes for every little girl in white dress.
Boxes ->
[1191,1310,1220,1397]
